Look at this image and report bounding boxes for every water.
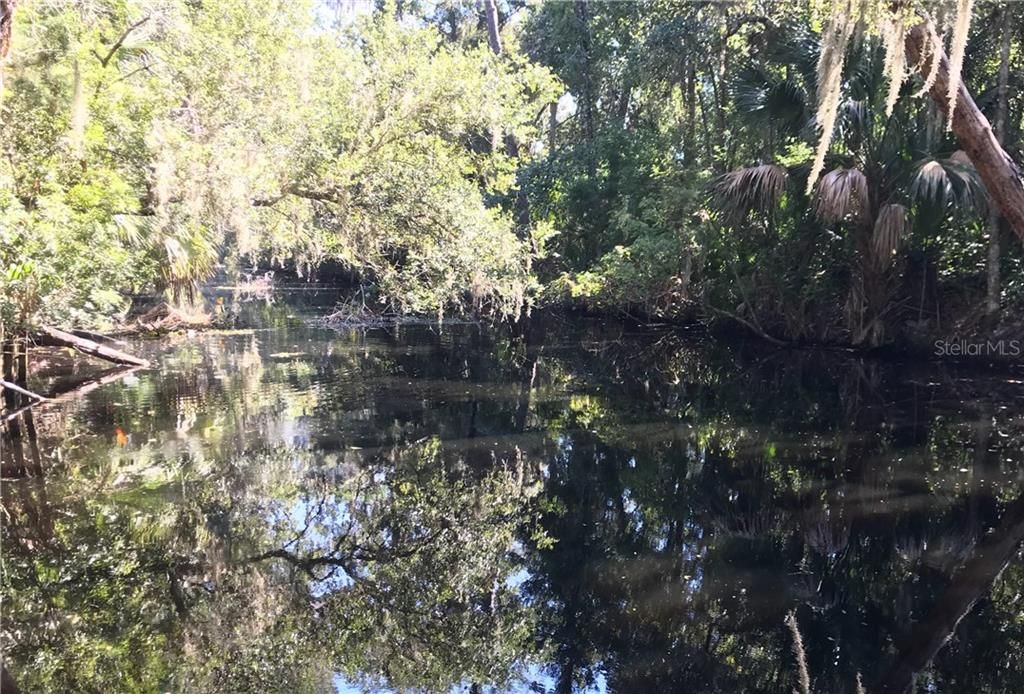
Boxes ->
[4,290,1024,693]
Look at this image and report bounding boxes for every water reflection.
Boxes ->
[3,297,1024,693]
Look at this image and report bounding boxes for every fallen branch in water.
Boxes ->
[34,326,149,367]
[48,365,144,403]
[126,302,212,334]
[322,290,404,328]
[0,379,50,402]
[68,327,130,347]
[2,366,142,422]
[709,306,788,346]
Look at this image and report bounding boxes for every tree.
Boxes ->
[905,21,1024,246]
[0,0,14,65]
[0,0,560,340]
[711,24,990,346]
[806,2,1024,247]
[985,7,1012,317]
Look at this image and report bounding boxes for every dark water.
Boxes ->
[4,290,1024,693]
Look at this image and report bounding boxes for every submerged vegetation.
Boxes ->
[2,0,1024,344]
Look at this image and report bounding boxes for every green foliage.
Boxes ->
[2,0,1023,337]
[1,0,560,331]
[0,190,141,329]
[255,9,559,317]
[551,230,696,318]
[519,1,1024,340]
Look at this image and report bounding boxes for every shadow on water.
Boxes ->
[4,289,1024,693]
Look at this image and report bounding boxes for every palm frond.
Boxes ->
[160,223,219,302]
[838,98,870,143]
[872,203,909,269]
[714,164,789,223]
[844,37,884,104]
[911,160,951,201]
[948,149,973,167]
[909,152,986,214]
[732,66,808,133]
[813,167,868,224]
[764,21,820,85]
[112,214,154,246]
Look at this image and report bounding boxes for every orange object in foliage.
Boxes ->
[115,426,128,446]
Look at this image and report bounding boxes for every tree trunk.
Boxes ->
[986,11,1011,316]
[483,0,503,155]
[715,8,732,169]
[696,78,715,164]
[0,0,15,59]
[574,0,596,176]
[548,101,557,157]
[69,58,87,158]
[482,0,531,234]
[706,56,727,173]
[616,85,631,129]
[1,338,16,409]
[2,664,20,694]
[685,62,696,163]
[1,339,13,382]
[482,0,502,55]
[906,22,1024,246]
[35,326,149,367]
[0,0,16,100]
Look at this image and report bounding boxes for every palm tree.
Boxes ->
[713,27,986,347]
[115,213,219,306]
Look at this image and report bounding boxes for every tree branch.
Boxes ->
[95,16,150,68]
[0,379,49,403]
[252,185,345,207]
[725,14,773,39]
[906,21,1024,246]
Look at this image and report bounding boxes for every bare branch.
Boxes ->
[96,15,150,68]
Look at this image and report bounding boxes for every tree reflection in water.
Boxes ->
[3,306,1024,693]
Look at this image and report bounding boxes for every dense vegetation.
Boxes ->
[2,0,1024,346]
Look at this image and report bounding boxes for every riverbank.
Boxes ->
[5,281,1023,423]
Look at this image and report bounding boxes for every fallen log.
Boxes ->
[68,328,130,348]
[35,326,149,368]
